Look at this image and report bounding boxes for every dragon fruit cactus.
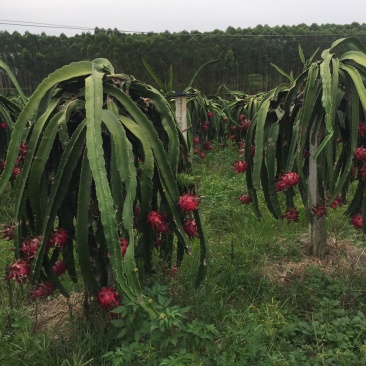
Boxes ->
[283,208,300,223]
[232,160,248,174]
[97,287,121,310]
[178,193,201,212]
[275,172,300,192]
[5,259,31,283]
[183,219,199,239]
[147,211,169,233]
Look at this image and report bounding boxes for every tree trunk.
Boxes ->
[307,126,327,257]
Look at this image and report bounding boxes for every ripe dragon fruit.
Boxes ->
[354,147,366,160]
[326,195,343,210]
[119,238,129,257]
[12,167,21,178]
[0,122,8,129]
[31,281,56,298]
[239,119,251,131]
[183,219,199,239]
[97,287,121,310]
[52,261,67,276]
[207,111,214,118]
[48,228,69,248]
[232,160,248,174]
[203,121,210,131]
[0,224,15,240]
[21,236,42,261]
[193,137,200,144]
[4,259,31,283]
[360,165,366,178]
[178,193,200,212]
[238,194,251,204]
[358,122,366,137]
[311,204,327,218]
[147,211,169,233]
[203,141,214,150]
[275,172,300,192]
[283,208,300,223]
[351,214,362,230]
[18,142,28,162]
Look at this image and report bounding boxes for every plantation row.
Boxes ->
[1,36,366,316]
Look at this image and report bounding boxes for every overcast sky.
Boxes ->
[1,0,365,37]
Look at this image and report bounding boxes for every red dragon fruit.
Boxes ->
[311,204,327,218]
[0,122,8,129]
[52,261,67,276]
[232,160,248,174]
[239,119,251,131]
[193,137,200,144]
[119,238,129,257]
[326,195,343,210]
[360,165,366,178]
[203,121,210,131]
[147,211,169,233]
[12,167,21,178]
[283,208,300,223]
[351,214,363,230]
[18,142,28,162]
[203,141,214,150]
[183,219,199,239]
[358,122,366,137]
[0,224,15,240]
[200,152,205,158]
[31,281,56,298]
[354,147,366,160]
[207,111,214,118]
[193,148,199,155]
[97,287,121,310]
[21,236,42,261]
[178,193,200,212]
[275,172,300,192]
[230,135,236,141]
[48,228,69,248]
[4,259,31,283]
[238,194,251,204]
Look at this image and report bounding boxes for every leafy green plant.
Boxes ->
[0,58,206,315]
[102,282,219,365]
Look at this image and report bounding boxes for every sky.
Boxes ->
[0,0,365,37]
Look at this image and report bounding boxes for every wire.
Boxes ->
[1,19,366,38]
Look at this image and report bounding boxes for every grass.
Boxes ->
[2,143,366,365]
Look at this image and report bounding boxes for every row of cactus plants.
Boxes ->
[0,58,206,315]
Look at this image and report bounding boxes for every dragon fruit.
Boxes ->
[238,194,251,204]
[232,160,248,174]
[97,287,121,310]
[178,193,200,212]
[119,238,129,257]
[4,259,31,283]
[48,228,69,248]
[0,224,15,240]
[207,111,214,118]
[21,236,42,261]
[283,208,300,223]
[354,147,366,160]
[52,261,67,276]
[311,204,327,218]
[31,281,56,298]
[193,137,200,144]
[147,211,169,233]
[0,122,8,129]
[351,214,363,230]
[275,172,300,192]
[183,219,199,239]
[203,141,214,150]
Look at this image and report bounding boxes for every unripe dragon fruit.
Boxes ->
[4,259,31,283]
[178,193,200,212]
[354,147,366,160]
[351,214,363,230]
[283,208,300,223]
[183,219,199,239]
[275,172,300,192]
[31,281,56,298]
[238,194,251,204]
[232,160,248,174]
[147,211,169,233]
[97,287,121,310]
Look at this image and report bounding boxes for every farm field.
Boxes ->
[1,144,366,365]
